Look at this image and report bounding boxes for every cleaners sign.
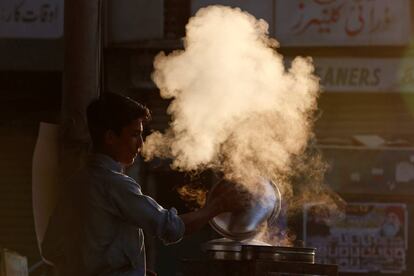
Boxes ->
[0,0,63,38]
[312,58,414,93]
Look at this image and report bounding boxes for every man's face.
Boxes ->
[110,118,144,166]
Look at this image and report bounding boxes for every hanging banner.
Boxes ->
[275,0,411,46]
[304,203,408,273]
[0,0,63,38]
[310,58,414,93]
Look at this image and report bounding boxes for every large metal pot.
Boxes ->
[202,238,316,263]
[202,238,271,261]
[208,178,281,241]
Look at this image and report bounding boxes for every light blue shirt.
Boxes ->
[42,154,185,276]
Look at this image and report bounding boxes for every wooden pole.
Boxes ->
[60,0,103,180]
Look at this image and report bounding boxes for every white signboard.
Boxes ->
[0,0,63,38]
[311,58,414,93]
[275,0,411,46]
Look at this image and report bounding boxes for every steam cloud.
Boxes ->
[143,6,320,194]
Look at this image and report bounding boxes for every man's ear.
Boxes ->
[103,129,117,145]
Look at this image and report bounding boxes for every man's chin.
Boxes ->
[121,157,136,167]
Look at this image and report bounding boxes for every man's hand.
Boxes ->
[206,180,252,216]
[179,180,251,235]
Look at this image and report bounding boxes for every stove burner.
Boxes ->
[202,238,315,263]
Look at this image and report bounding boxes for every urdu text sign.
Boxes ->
[0,0,63,39]
[275,0,411,46]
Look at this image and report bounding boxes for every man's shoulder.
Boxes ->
[86,165,142,192]
[110,172,142,194]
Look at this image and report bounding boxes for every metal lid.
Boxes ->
[208,179,281,241]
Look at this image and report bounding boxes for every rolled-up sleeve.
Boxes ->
[108,177,185,245]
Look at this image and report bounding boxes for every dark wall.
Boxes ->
[0,71,61,272]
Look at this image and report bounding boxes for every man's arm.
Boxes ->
[179,181,247,235]
[110,177,245,241]
[109,178,185,244]
[179,203,221,235]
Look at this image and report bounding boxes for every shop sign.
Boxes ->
[0,0,63,38]
[304,202,408,273]
[275,0,411,46]
[312,58,414,93]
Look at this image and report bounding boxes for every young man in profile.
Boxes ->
[42,92,233,276]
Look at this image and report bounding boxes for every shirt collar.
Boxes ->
[88,153,124,173]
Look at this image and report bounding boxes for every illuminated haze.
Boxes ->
[143,6,320,195]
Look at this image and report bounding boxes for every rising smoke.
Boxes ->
[143,6,319,190]
[143,6,321,204]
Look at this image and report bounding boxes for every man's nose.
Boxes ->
[138,136,143,148]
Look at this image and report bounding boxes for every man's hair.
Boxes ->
[86,92,151,147]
